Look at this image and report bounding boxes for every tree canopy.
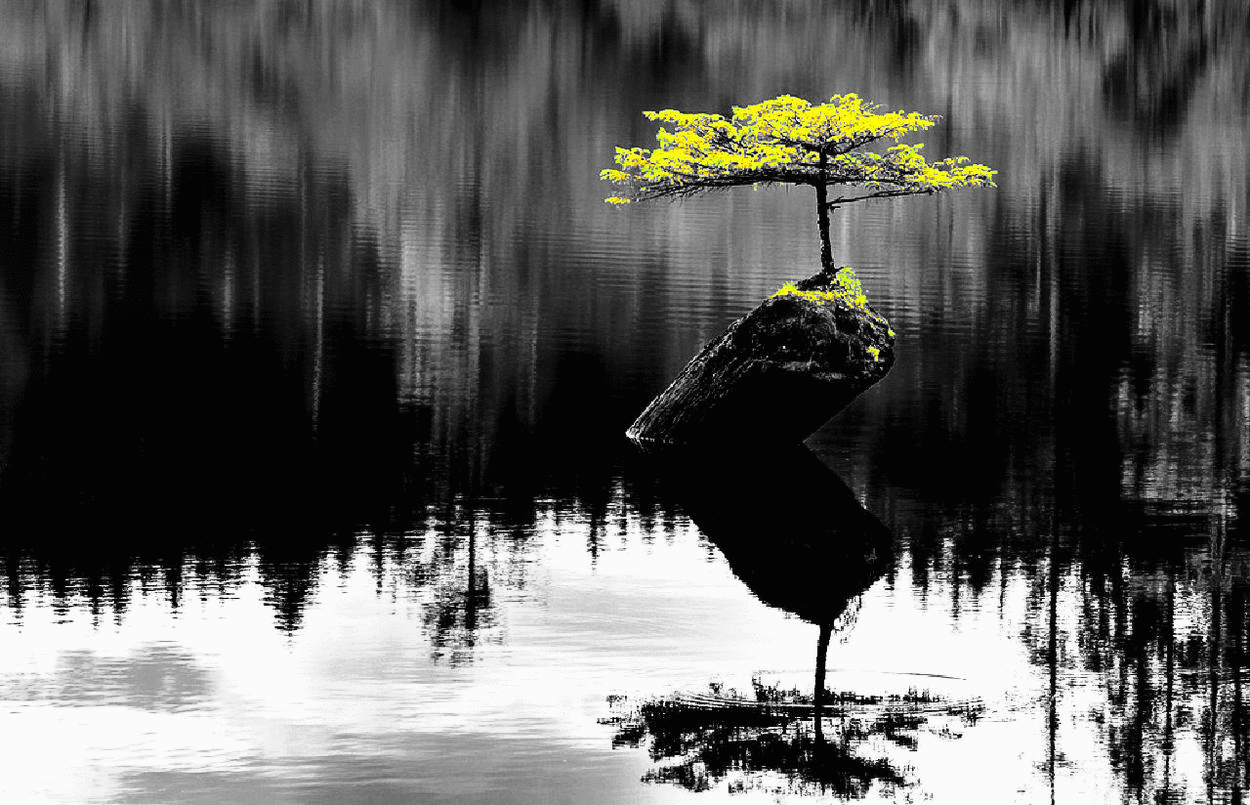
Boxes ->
[601,93,996,207]
[602,94,996,274]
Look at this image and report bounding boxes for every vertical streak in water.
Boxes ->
[1216,231,1234,518]
[222,244,235,335]
[1043,156,1062,799]
[466,512,477,636]
[162,110,172,214]
[1163,567,1176,800]
[999,550,1008,620]
[312,247,325,431]
[302,165,324,432]
[470,76,487,489]
[1042,173,1058,392]
[1047,518,1058,805]
[55,154,67,329]
[1232,581,1246,803]
[253,226,261,334]
[116,156,127,290]
[1210,513,1225,805]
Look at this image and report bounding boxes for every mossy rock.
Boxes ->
[627,268,895,446]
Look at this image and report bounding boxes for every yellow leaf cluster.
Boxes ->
[772,268,893,333]
[601,93,996,204]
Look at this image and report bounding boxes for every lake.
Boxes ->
[2,2,1249,803]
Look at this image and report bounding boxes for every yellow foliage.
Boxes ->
[772,268,892,332]
[602,93,996,203]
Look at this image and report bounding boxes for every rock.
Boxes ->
[626,268,895,445]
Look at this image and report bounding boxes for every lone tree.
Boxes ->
[601,93,996,273]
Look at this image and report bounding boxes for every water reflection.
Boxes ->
[1041,511,1250,802]
[611,446,942,797]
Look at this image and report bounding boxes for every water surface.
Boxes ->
[3,2,1250,803]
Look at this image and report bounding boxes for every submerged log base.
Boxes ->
[627,269,896,445]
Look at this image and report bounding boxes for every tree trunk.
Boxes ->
[815,155,834,274]
[815,183,833,274]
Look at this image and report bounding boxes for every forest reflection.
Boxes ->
[1039,511,1250,801]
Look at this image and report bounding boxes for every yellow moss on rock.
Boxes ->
[773,269,857,308]
[771,267,890,326]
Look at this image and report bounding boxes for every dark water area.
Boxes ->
[3,2,1250,803]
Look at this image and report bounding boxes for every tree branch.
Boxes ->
[824,187,937,208]
[628,164,822,201]
[832,126,908,155]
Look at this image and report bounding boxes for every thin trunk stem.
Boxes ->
[815,154,833,274]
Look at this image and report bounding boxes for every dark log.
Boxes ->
[626,268,896,445]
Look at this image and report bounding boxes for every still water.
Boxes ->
[2,2,1249,803]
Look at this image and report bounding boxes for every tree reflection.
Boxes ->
[608,445,984,797]
[615,695,909,798]
[416,512,498,665]
[1006,505,1250,803]
[670,444,892,739]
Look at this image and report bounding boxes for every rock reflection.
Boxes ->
[666,443,893,623]
[610,446,982,797]
[668,444,893,743]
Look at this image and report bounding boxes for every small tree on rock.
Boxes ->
[601,94,996,274]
